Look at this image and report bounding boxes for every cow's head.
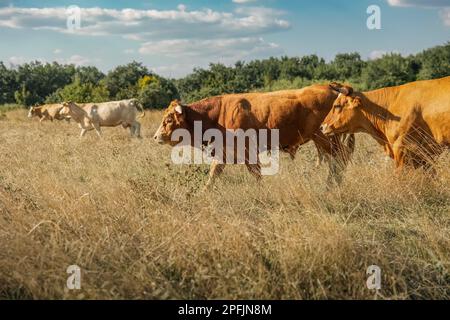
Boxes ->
[59,101,74,117]
[28,105,40,118]
[153,100,188,145]
[321,83,364,135]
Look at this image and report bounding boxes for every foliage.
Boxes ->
[174,43,449,102]
[13,62,75,106]
[45,79,110,104]
[137,75,180,109]
[0,42,449,107]
[0,62,17,104]
[361,53,418,90]
[103,61,149,100]
[416,42,450,80]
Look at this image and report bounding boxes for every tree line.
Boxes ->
[0,42,448,108]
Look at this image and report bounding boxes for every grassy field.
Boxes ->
[0,107,449,299]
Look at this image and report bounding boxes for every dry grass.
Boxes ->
[0,108,449,300]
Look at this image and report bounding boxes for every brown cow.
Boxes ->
[28,104,70,123]
[153,84,355,187]
[321,77,450,170]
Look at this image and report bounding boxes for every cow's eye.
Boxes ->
[166,118,173,124]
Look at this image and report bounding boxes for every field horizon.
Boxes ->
[0,108,449,299]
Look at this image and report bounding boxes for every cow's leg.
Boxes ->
[287,145,298,161]
[392,128,418,170]
[132,121,142,138]
[80,128,87,138]
[243,143,262,181]
[313,140,324,167]
[204,159,226,190]
[245,149,262,180]
[312,132,346,185]
[392,138,407,170]
[92,122,102,138]
[245,162,262,180]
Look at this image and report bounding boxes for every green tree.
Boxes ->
[0,62,18,104]
[73,66,105,85]
[331,53,365,81]
[137,75,179,109]
[13,61,75,106]
[14,84,33,106]
[104,61,149,100]
[416,42,450,80]
[46,78,110,103]
[361,53,417,90]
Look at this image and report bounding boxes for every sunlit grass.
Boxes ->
[0,109,448,299]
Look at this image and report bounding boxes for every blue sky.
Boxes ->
[0,0,449,77]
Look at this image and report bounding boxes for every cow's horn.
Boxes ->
[174,104,183,114]
[329,82,353,96]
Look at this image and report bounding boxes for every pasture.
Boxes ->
[0,108,449,299]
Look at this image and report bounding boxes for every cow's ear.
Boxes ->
[174,104,183,114]
[350,96,362,108]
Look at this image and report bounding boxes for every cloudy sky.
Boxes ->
[0,0,449,77]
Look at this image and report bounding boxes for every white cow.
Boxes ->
[60,99,145,138]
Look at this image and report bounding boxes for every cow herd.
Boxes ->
[28,76,450,187]
[28,99,145,137]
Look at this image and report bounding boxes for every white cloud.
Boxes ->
[8,56,47,66]
[53,48,62,54]
[8,56,26,65]
[0,5,289,77]
[151,63,190,78]
[387,0,450,26]
[369,50,387,60]
[142,37,282,78]
[387,0,450,7]
[0,6,290,40]
[233,0,258,3]
[139,37,280,58]
[65,55,90,66]
[440,8,450,25]
[368,50,401,60]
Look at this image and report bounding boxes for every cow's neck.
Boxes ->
[358,89,399,146]
[68,105,87,122]
[184,98,221,133]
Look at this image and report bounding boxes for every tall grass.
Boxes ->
[0,109,448,299]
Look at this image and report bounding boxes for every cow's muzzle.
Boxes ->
[153,134,165,144]
[320,124,334,135]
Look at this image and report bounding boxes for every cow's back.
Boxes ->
[213,84,338,147]
[44,104,63,118]
[367,76,450,145]
[86,100,137,126]
[417,77,450,144]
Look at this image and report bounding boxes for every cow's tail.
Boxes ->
[135,100,145,119]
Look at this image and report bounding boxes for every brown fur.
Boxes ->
[28,104,68,122]
[322,76,450,170]
[154,85,355,187]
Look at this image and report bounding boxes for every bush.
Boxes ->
[416,42,450,80]
[361,53,417,90]
[137,75,180,109]
[45,79,110,103]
